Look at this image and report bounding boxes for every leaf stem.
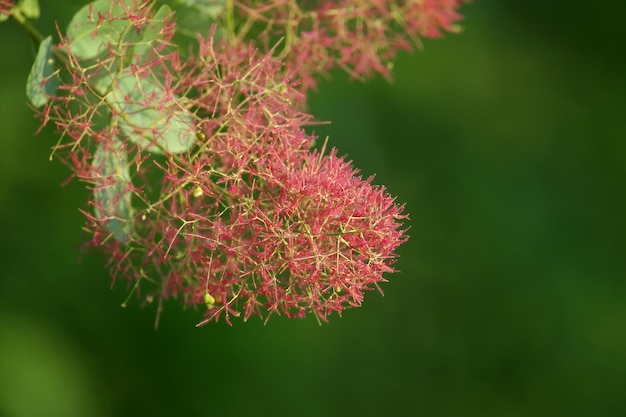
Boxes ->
[11,9,69,66]
[10,8,44,43]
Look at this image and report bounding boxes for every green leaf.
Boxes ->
[106,70,196,154]
[66,2,173,95]
[168,0,225,38]
[77,49,119,96]
[17,0,39,19]
[88,5,172,95]
[132,4,171,58]
[66,0,141,59]
[26,36,59,108]
[93,138,133,243]
[178,0,225,18]
[90,70,115,96]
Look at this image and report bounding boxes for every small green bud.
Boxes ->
[204,292,215,309]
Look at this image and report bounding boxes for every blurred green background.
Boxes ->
[1,1,625,416]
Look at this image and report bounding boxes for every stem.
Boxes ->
[10,8,44,43]
[11,9,69,66]
[225,0,235,36]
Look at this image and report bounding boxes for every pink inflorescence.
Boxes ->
[0,0,14,16]
[231,0,466,92]
[37,0,410,325]
[101,34,406,325]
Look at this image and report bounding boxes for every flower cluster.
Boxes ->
[29,0,468,325]
[139,36,407,325]
[72,27,407,325]
[0,0,14,17]
[230,0,465,91]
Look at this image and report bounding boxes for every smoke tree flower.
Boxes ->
[0,1,13,17]
[135,35,408,325]
[228,0,465,92]
[15,0,468,326]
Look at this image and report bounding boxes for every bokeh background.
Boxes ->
[1,1,625,416]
